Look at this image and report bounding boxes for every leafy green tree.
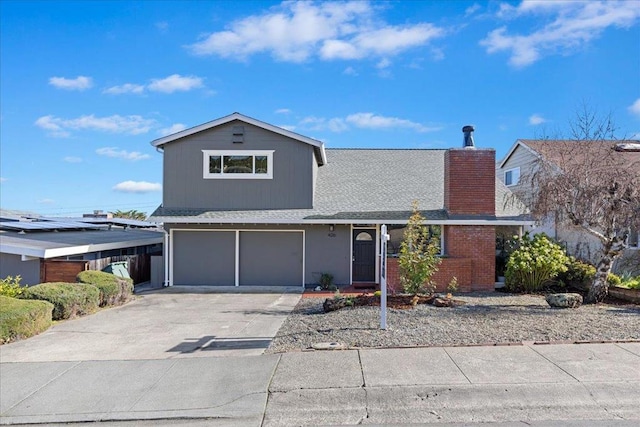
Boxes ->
[110,209,147,221]
[505,233,569,293]
[398,201,442,295]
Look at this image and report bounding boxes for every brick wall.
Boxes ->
[444,149,496,216]
[385,226,495,293]
[444,225,496,290]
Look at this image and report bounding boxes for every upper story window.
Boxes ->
[202,150,274,179]
[504,167,520,186]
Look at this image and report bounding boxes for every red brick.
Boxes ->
[444,149,496,216]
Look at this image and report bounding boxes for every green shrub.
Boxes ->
[21,283,100,320]
[625,277,640,290]
[399,201,442,295]
[0,295,53,344]
[607,273,622,287]
[76,270,132,306]
[505,233,569,293]
[318,273,335,291]
[0,275,26,298]
[614,273,640,290]
[556,257,596,290]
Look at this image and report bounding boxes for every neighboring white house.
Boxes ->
[497,139,639,275]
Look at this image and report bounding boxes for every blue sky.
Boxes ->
[1,0,639,217]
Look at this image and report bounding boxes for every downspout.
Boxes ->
[163,230,170,286]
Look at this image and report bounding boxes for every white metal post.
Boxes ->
[163,231,170,287]
[380,224,390,330]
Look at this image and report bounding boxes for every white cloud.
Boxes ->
[529,114,546,125]
[63,156,83,163]
[345,112,440,132]
[300,116,348,132]
[628,98,640,118]
[320,24,444,60]
[112,181,162,193]
[103,83,145,95]
[275,108,291,114]
[34,116,71,137]
[37,198,55,204]
[35,114,156,136]
[343,66,358,76]
[148,74,203,93]
[188,1,444,63]
[481,1,640,67]
[0,177,7,183]
[156,21,169,32]
[96,147,150,161]
[376,58,391,69]
[300,112,440,133]
[49,76,93,91]
[158,123,187,136]
[465,3,481,17]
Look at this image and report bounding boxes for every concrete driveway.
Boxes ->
[0,287,301,362]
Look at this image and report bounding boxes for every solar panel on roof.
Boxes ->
[35,216,157,228]
[0,221,105,232]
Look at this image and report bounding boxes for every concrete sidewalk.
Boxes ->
[1,343,639,426]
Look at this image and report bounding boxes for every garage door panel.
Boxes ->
[173,231,235,286]
[240,231,302,286]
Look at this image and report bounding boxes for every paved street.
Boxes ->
[1,288,639,425]
[2,343,639,426]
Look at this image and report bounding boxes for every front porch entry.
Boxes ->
[352,228,376,282]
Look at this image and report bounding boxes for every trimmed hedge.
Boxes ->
[76,271,132,307]
[21,283,100,320]
[0,296,53,344]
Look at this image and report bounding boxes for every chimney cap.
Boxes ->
[462,125,475,133]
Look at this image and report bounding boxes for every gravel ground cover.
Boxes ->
[266,292,640,353]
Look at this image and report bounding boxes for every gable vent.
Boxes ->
[232,126,244,143]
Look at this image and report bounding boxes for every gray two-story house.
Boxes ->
[150,113,530,291]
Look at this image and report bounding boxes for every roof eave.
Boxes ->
[150,112,327,166]
[151,217,533,226]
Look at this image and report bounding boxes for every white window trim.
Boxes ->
[202,150,274,179]
[504,167,520,187]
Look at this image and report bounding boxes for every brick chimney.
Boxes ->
[444,126,495,216]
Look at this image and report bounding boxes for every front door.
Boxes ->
[352,229,376,282]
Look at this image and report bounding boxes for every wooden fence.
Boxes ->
[40,254,151,284]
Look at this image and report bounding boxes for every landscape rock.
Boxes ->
[433,297,466,307]
[546,293,583,308]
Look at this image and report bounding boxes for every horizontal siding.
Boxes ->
[163,121,314,210]
[498,144,538,193]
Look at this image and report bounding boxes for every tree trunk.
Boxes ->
[586,252,615,304]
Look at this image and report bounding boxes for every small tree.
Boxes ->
[110,209,147,221]
[517,104,640,303]
[398,201,442,295]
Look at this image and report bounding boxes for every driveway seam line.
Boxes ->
[260,353,282,427]
[527,345,581,383]
[442,347,473,384]
[1,360,82,414]
[615,342,640,358]
[126,359,179,412]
